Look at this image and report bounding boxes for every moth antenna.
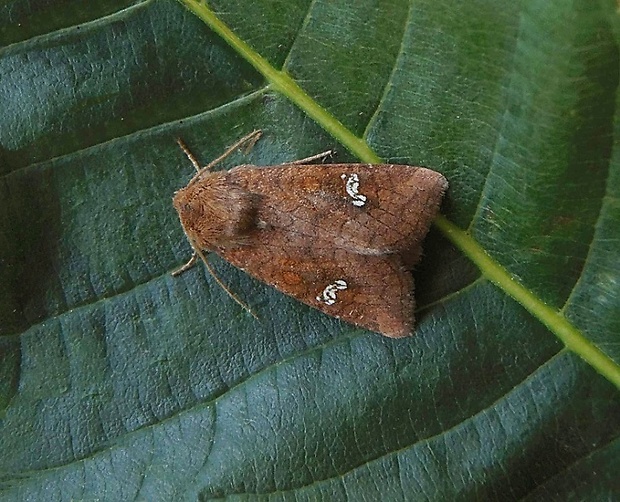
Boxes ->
[171,252,198,276]
[194,247,260,320]
[187,129,263,187]
[288,150,334,165]
[240,129,262,155]
[177,139,202,172]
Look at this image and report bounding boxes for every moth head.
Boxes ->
[173,177,259,250]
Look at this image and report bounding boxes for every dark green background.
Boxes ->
[1,0,619,499]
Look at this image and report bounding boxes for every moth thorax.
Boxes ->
[173,183,259,250]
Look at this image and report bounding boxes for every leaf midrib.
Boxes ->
[177,0,620,390]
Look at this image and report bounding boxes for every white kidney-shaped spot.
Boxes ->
[341,173,367,207]
[316,279,348,306]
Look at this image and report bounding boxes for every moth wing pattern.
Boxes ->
[220,246,414,337]
[225,164,447,265]
[208,163,447,337]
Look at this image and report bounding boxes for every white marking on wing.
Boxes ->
[341,173,367,207]
[316,280,349,306]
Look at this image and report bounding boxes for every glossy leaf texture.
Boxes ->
[1,0,619,500]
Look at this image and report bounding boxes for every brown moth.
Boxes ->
[172,130,448,338]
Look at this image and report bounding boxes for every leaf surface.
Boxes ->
[1,0,619,499]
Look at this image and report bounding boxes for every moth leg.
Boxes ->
[193,247,260,320]
[176,139,202,172]
[288,150,333,165]
[171,252,198,276]
[171,248,259,319]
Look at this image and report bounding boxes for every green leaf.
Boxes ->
[1,0,619,499]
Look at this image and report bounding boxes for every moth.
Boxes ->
[173,130,448,338]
